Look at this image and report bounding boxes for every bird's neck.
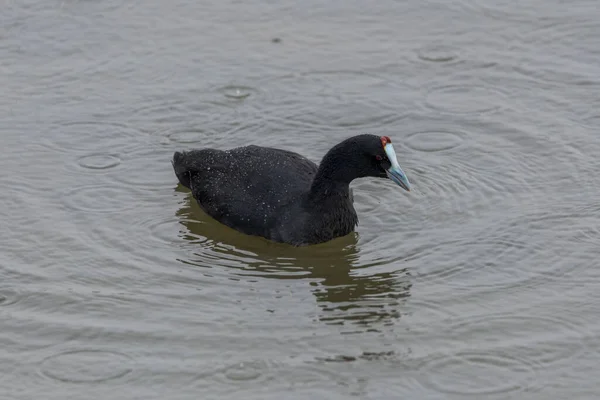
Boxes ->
[309,147,355,203]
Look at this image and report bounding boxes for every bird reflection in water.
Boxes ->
[174,187,411,331]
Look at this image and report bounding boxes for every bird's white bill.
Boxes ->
[384,143,410,191]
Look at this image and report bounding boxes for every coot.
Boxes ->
[172,134,410,246]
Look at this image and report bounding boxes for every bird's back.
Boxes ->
[172,144,318,238]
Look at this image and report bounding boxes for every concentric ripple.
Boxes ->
[138,213,192,249]
[446,313,590,366]
[218,85,257,100]
[61,184,141,214]
[76,153,121,171]
[441,0,594,23]
[420,351,538,396]
[39,349,134,383]
[409,208,596,291]
[416,44,461,63]
[409,237,531,288]
[109,146,175,192]
[261,71,415,129]
[399,158,524,221]
[42,120,146,154]
[219,360,281,382]
[153,104,269,149]
[401,298,459,333]
[81,210,198,263]
[424,84,507,115]
[404,130,466,152]
[163,129,216,145]
[195,357,355,395]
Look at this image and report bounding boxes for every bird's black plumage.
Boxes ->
[172,134,409,246]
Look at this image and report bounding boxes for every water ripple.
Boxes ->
[212,359,285,383]
[193,357,356,395]
[444,0,595,23]
[404,130,466,153]
[401,157,526,221]
[80,189,409,332]
[261,70,415,130]
[109,146,175,192]
[163,128,217,145]
[42,120,147,154]
[39,349,134,383]
[4,1,600,398]
[155,111,269,149]
[419,350,539,396]
[446,312,590,365]
[416,43,461,63]
[61,184,142,214]
[217,85,258,100]
[128,97,192,121]
[424,84,508,115]
[223,362,265,381]
[409,208,596,291]
[402,298,459,333]
[76,153,121,171]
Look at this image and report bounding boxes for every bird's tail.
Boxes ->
[172,151,192,189]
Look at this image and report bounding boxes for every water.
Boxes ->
[1,0,599,398]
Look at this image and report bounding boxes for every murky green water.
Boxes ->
[2,0,599,398]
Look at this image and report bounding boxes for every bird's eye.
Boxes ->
[375,155,383,161]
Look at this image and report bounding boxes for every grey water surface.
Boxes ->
[1,0,600,398]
